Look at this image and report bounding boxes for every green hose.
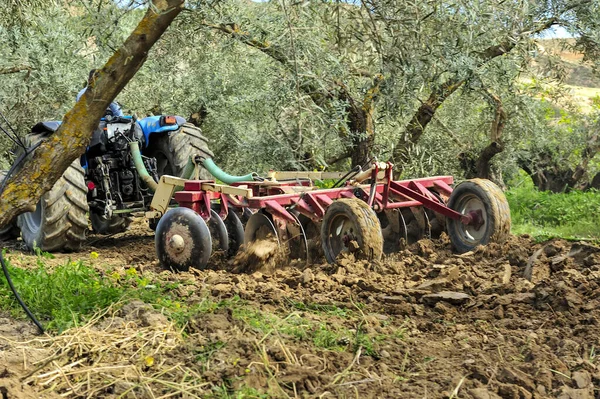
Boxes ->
[202,158,255,184]
[130,142,158,192]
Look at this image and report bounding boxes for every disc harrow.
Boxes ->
[147,162,511,272]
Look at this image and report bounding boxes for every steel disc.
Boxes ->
[223,211,245,257]
[399,207,430,245]
[208,209,229,254]
[155,207,212,272]
[244,211,280,245]
[286,213,309,262]
[378,209,402,254]
[424,190,447,238]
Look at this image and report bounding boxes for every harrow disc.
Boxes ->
[155,207,212,272]
[286,213,309,262]
[424,190,447,238]
[208,209,230,255]
[321,198,383,264]
[222,211,245,257]
[399,207,431,245]
[244,211,280,245]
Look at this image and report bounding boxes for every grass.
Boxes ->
[506,177,600,242]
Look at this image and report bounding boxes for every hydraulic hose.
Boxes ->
[202,158,255,184]
[130,141,158,192]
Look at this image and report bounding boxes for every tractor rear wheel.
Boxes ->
[147,123,213,179]
[17,134,89,252]
[321,198,383,264]
[447,179,511,253]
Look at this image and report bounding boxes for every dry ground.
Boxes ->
[0,219,599,398]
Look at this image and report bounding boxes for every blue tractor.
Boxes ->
[13,114,213,251]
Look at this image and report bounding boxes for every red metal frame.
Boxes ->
[173,164,479,228]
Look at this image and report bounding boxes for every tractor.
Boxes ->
[3,114,213,252]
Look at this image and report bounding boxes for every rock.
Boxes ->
[558,386,594,399]
[470,388,502,399]
[302,268,314,284]
[422,291,471,305]
[501,263,512,284]
[379,349,391,358]
[382,295,405,304]
[498,367,536,391]
[211,283,232,296]
[571,371,591,389]
[416,278,450,292]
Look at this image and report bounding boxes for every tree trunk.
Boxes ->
[0,0,184,227]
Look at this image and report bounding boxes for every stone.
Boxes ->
[422,291,471,305]
[469,388,502,399]
[302,268,314,284]
[571,371,591,389]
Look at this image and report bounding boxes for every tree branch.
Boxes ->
[0,65,33,75]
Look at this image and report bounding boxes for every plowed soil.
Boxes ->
[0,218,599,398]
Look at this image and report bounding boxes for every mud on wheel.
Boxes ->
[447,179,511,253]
[0,171,20,241]
[17,134,89,252]
[155,207,212,272]
[147,123,214,179]
[321,198,383,264]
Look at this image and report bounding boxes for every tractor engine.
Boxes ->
[86,117,158,218]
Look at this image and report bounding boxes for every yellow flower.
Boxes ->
[110,271,121,280]
[126,268,138,277]
[144,356,155,367]
[90,252,99,259]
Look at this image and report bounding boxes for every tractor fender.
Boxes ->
[31,121,61,135]
[136,115,186,147]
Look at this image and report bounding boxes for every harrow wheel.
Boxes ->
[321,198,383,264]
[447,179,511,253]
[155,207,212,272]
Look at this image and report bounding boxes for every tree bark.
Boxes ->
[0,0,184,227]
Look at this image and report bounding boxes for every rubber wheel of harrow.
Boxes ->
[90,213,132,235]
[208,209,229,254]
[222,211,244,257]
[16,134,88,252]
[321,198,383,264]
[155,207,212,272]
[146,123,214,179]
[0,171,19,241]
[447,179,511,253]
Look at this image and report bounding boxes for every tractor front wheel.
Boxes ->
[146,123,213,179]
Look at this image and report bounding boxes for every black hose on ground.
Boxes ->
[0,114,44,333]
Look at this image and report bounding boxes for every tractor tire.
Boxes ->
[321,198,384,264]
[90,213,132,235]
[17,134,89,252]
[147,123,213,179]
[447,179,511,253]
[0,171,20,241]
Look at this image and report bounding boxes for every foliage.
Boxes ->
[0,0,599,183]
[507,173,600,241]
